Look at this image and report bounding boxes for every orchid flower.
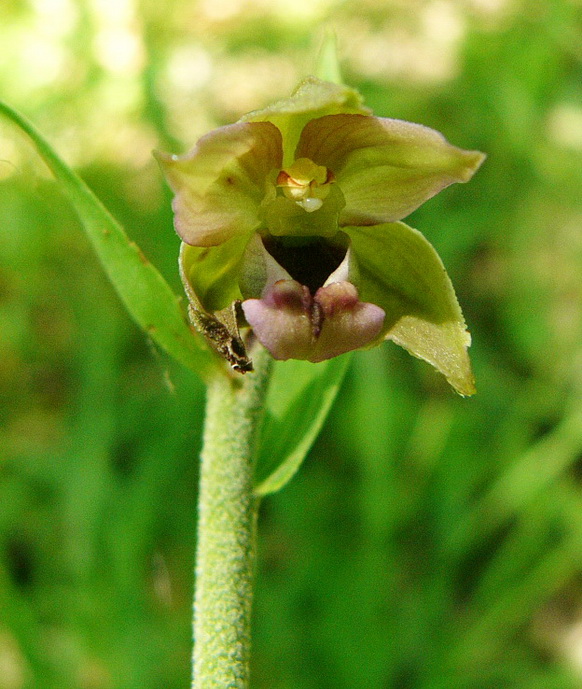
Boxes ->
[156,77,485,395]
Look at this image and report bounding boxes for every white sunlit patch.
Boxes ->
[266,0,334,24]
[32,0,78,36]
[342,2,466,84]
[558,618,582,675]
[165,46,214,94]
[467,0,514,20]
[158,46,215,143]
[199,0,246,21]
[548,104,582,150]
[2,0,78,101]
[20,38,68,90]
[416,0,465,81]
[199,0,332,22]
[94,27,144,74]
[422,1,464,44]
[0,631,26,689]
[91,0,144,75]
[91,0,134,23]
[211,54,297,117]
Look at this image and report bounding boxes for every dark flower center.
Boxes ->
[262,233,348,294]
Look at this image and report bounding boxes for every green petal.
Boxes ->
[240,77,370,166]
[296,114,486,225]
[346,222,475,396]
[155,122,282,246]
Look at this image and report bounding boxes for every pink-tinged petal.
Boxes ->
[296,114,486,225]
[241,280,385,362]
[155,122,282,246]
[309,282,385,362]
[242,281,314,360]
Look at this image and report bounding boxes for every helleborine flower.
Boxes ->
[156,77,485,395]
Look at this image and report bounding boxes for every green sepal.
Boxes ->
[240,76,370,166]
[180,237,248,313]
[180,242,252,373]
[346,222,475,396]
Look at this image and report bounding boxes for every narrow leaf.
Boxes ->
[0,101,220,382]
[255,354,351,496]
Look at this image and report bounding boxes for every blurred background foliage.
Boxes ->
[2,0,582,687]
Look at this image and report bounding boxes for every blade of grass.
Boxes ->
[447,484,582,668]
[0,101,220,383]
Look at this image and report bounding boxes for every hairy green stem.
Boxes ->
[192,345,272,689]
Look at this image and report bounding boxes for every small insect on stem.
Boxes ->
[188,304,253,374]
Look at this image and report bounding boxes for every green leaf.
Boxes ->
[347,221,475,396]
[255,354,351,496]
[0,101,220,383]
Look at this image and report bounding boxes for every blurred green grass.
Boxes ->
[2,1,582,687]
